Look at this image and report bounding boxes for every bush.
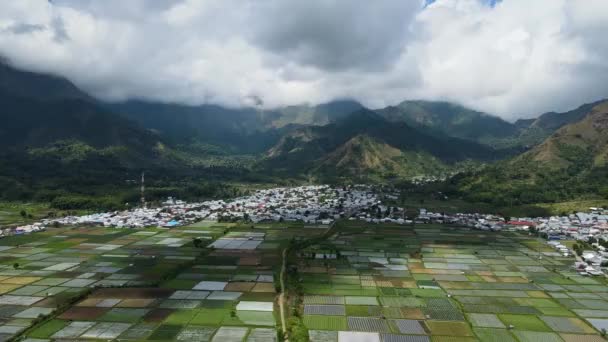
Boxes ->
[50,195,124,211]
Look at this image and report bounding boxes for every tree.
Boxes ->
[193,238,202,248]
[19,210,26,218]
[13,263,19,269]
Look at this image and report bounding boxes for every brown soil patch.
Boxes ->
[400,281,418,288]
[116,298,157,308]
[239,256,261,266]
[91,288,174,299]
[251,283,275,293]
[225,282,255,292]
[400,308,425,320]
[34,297,62,308]
[59,307,109,320]
[261,256,280,265]
[76,298,102,307]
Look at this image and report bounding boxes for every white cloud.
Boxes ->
[0,0,607,120]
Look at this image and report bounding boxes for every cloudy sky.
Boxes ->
[0,0,607,120]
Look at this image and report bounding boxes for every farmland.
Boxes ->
[292,222,608,342]
[0,220,328,341]
[0,220,605,341]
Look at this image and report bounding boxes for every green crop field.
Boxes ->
[0,220,602,341]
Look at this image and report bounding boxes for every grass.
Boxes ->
[161,279,198,290]
[190,309,228,325]
[536,199,608,215]
[472,328,517,342]
[28,319,68,339]
[498,314,551,331]
[148,324,182,340]
[164,310,196,325]
[0,202,90,226]
[345,305,373,316]
[303,315,347,330]
[426,321,473,336]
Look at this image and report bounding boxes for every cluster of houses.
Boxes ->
[6,185,608,277]
[8,185,380,232]
[505,208,608,240]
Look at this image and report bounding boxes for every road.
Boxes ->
[279,247,288,341]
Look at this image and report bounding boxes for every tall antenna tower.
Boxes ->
[140,171,146,209]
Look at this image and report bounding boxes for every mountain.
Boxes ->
[262,109,499,180]
[272,100,365,127]
[0,61,91,102]
[0,61,268,207]
[513,99,608,147]
[0,92,161,153]
[107,100,284,153]
[312,134,446,182]
[108,99,366,153]
[0,62,160,155]
[376,100,518,146]
[452,101,608,207]
[520,100,608,169]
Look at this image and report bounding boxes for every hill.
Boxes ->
[513,99,608,148]
[521,100,608,169]
[0,61,258,206]
[261,109,499,181]
[312,134,447,182]
[0,61,91,102]
[451,101,608,207]
[108,99,366,153]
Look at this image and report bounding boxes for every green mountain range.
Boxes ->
[1,59,607,211]
[451,101,608,207]
[376,100,518,146]
[261,109,500,181]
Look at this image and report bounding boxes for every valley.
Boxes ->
[2,2,608,342]
[1,61,607,219]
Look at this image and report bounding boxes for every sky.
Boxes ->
[0,0,607,121]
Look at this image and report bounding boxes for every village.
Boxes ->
[3,186,608,341]
[6,185,608,278]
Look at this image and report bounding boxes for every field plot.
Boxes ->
[0,222,324,341]
[295,222,608,341]
[1,220,607,341]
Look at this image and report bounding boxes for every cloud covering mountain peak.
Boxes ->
[0,0,607,120]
